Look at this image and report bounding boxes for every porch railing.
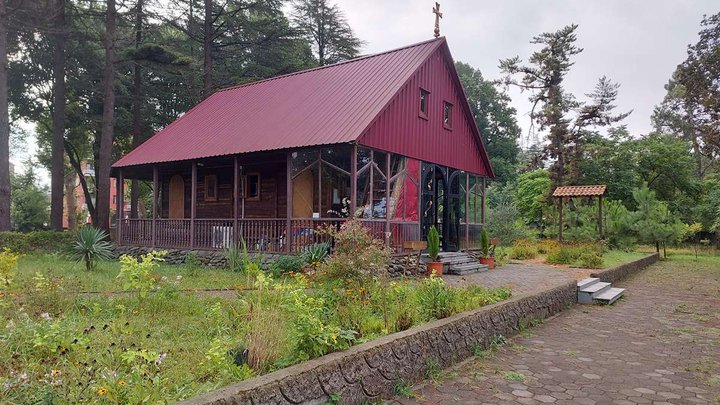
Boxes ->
[118,218,422,253]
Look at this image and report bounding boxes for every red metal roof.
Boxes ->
[552,185,607,197]
[113,38,446,168]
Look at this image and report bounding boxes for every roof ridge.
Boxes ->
[215,37,445,93]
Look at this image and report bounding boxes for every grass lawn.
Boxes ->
[600,250,649,268]
[0,253,511,404]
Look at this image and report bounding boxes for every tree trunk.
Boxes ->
[202,0,212,98]
[64,170,77,230]
[130,0,143,219]
[50,0,66,230]
[0,0,10,231]
[95,0,117,232]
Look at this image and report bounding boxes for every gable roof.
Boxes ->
[553,185,607,197]
[113,37,492,177]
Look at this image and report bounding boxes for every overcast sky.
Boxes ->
[335,0,717,147]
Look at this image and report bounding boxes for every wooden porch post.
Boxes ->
[117,169,124,243]
[286,151,292,253]
[464,173,469,249]
[350,144,357,218]
[385,153,391,246]
[233,156,239,245]
[558,197,564,242]
[152,166,158,248]
[480,176,486,224]
[598,195,603,240]
[190,162,197,248]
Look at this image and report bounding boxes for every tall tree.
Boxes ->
[95,0,117,231]
[0,0,9,231]
[455,61,521,184]
[500,25,630,189]
[292,0,361,65]
[653,12,720,177]
[130,0,144,218]
[49,0,66,230]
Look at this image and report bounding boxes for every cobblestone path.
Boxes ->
[390,257,720,405]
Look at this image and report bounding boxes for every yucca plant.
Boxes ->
[72,226,114,271]
[479,227,495,258]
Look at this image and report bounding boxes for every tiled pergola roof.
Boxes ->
[552,185,607,197]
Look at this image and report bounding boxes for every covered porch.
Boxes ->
[114,144,487,253]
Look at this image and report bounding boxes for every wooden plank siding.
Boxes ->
[159,152,287,219]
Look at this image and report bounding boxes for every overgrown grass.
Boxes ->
[601,251,648,268]
[0,254,512,403]
[12,254,247,292]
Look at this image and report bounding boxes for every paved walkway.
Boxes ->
[391,260,720,405]
[442,263,575,296]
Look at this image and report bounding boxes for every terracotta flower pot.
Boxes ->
[426,261,443,276]
[479,257,495,270]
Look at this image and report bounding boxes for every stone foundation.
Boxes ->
[175,281,577,405]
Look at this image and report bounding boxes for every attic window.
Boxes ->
[443,101,453,129]
[419,88,430,119]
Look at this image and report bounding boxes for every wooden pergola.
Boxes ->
[552,185,607,242]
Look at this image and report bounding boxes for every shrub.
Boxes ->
[509,240,537,260]
[426,226,440,261]
[577,252,604,269]
[184,252,201,275]
[117,251,167,298]
[71,226,114,271]
[0,231,75,254]
[0,249,20,287]
[416,275,456,320]
[545,246,576,265]
[269,255,305,277]
[536,239,559,254]
[321,220,391,280]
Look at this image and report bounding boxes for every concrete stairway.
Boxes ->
[422,251,488,275]
[577,278,625,305]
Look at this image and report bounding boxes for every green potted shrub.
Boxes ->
[479,228,496,269]
[426,226,443,275]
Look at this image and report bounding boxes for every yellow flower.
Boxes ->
[117,380,126,387]
[96,387,107,396]
[51,369,62,377]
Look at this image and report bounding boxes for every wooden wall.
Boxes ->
[159,152,287,219]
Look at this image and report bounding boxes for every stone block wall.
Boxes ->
[112,245,283,268]
[175,281,577,405]
[590,253,660,284]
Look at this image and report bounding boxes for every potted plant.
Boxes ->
[426,226,443,276]
[479,228,496,269]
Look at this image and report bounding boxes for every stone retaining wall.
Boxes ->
[176,281,577,405]
[590,252,660,284]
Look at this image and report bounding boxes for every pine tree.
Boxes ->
[291,0,361,65]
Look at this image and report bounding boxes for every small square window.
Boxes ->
[204,175,218,201]
[244,173,260,200]
[419,88,430,119]
[443,101,453,129]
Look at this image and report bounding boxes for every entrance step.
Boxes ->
[421,251,487,275]
[593,287,625,305]
[577,279,625,305]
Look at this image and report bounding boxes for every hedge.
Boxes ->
[0,231,75,254]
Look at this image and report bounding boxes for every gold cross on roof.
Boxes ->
[432,2,442,38]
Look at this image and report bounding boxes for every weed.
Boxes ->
[503,371,525,382]
[425,357,442,382]
[393,379,414,398]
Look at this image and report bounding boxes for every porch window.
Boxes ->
[388,155,420,221]
[443,101,453,129]
[419,88,429,119]
[356,147,387,219]
[244,173,260,200]
[291,145,352,218]
[204,175,218,201]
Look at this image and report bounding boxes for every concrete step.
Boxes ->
[448,263,488,275]
[577,277,600,290]
[594,287,625,305]
[578,281,612,304]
